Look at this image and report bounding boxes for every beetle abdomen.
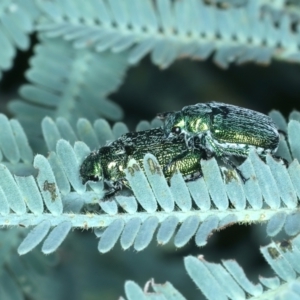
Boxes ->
[211,107,279,152]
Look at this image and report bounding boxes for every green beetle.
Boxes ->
[158,102,280,182]
[80,128,205,196]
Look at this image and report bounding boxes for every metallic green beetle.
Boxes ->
[80,128,205,196]
[158,102,280,182]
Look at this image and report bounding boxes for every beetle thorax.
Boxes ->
[188,116,210,134]
[173,117,185,131]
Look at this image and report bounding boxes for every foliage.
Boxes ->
[0,0,300,299]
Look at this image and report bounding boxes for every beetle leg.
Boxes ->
[104,179,123,197]
[219,155,248,183]
[184,171,203,182]
[201,135,248,183]
[271,155,289,167]
[104,188,117,198]
[278,129,287,137]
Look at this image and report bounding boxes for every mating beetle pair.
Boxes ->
[80,101,280,195]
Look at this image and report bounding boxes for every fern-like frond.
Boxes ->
[121,234,300,299]
[0,0,35,77]
[36,0,300,68]
[8,35,128,152]
[0,228,59,300]
[185,234,300,299]
[122,279,185,300]
[0,113,34,176]
[0,112,298,255]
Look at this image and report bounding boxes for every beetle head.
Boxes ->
[80,152,103,184]
[158,111,186,138]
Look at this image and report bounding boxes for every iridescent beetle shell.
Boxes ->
[158,102,279,158]
[80,128,205,195]
[80,141,126,189]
